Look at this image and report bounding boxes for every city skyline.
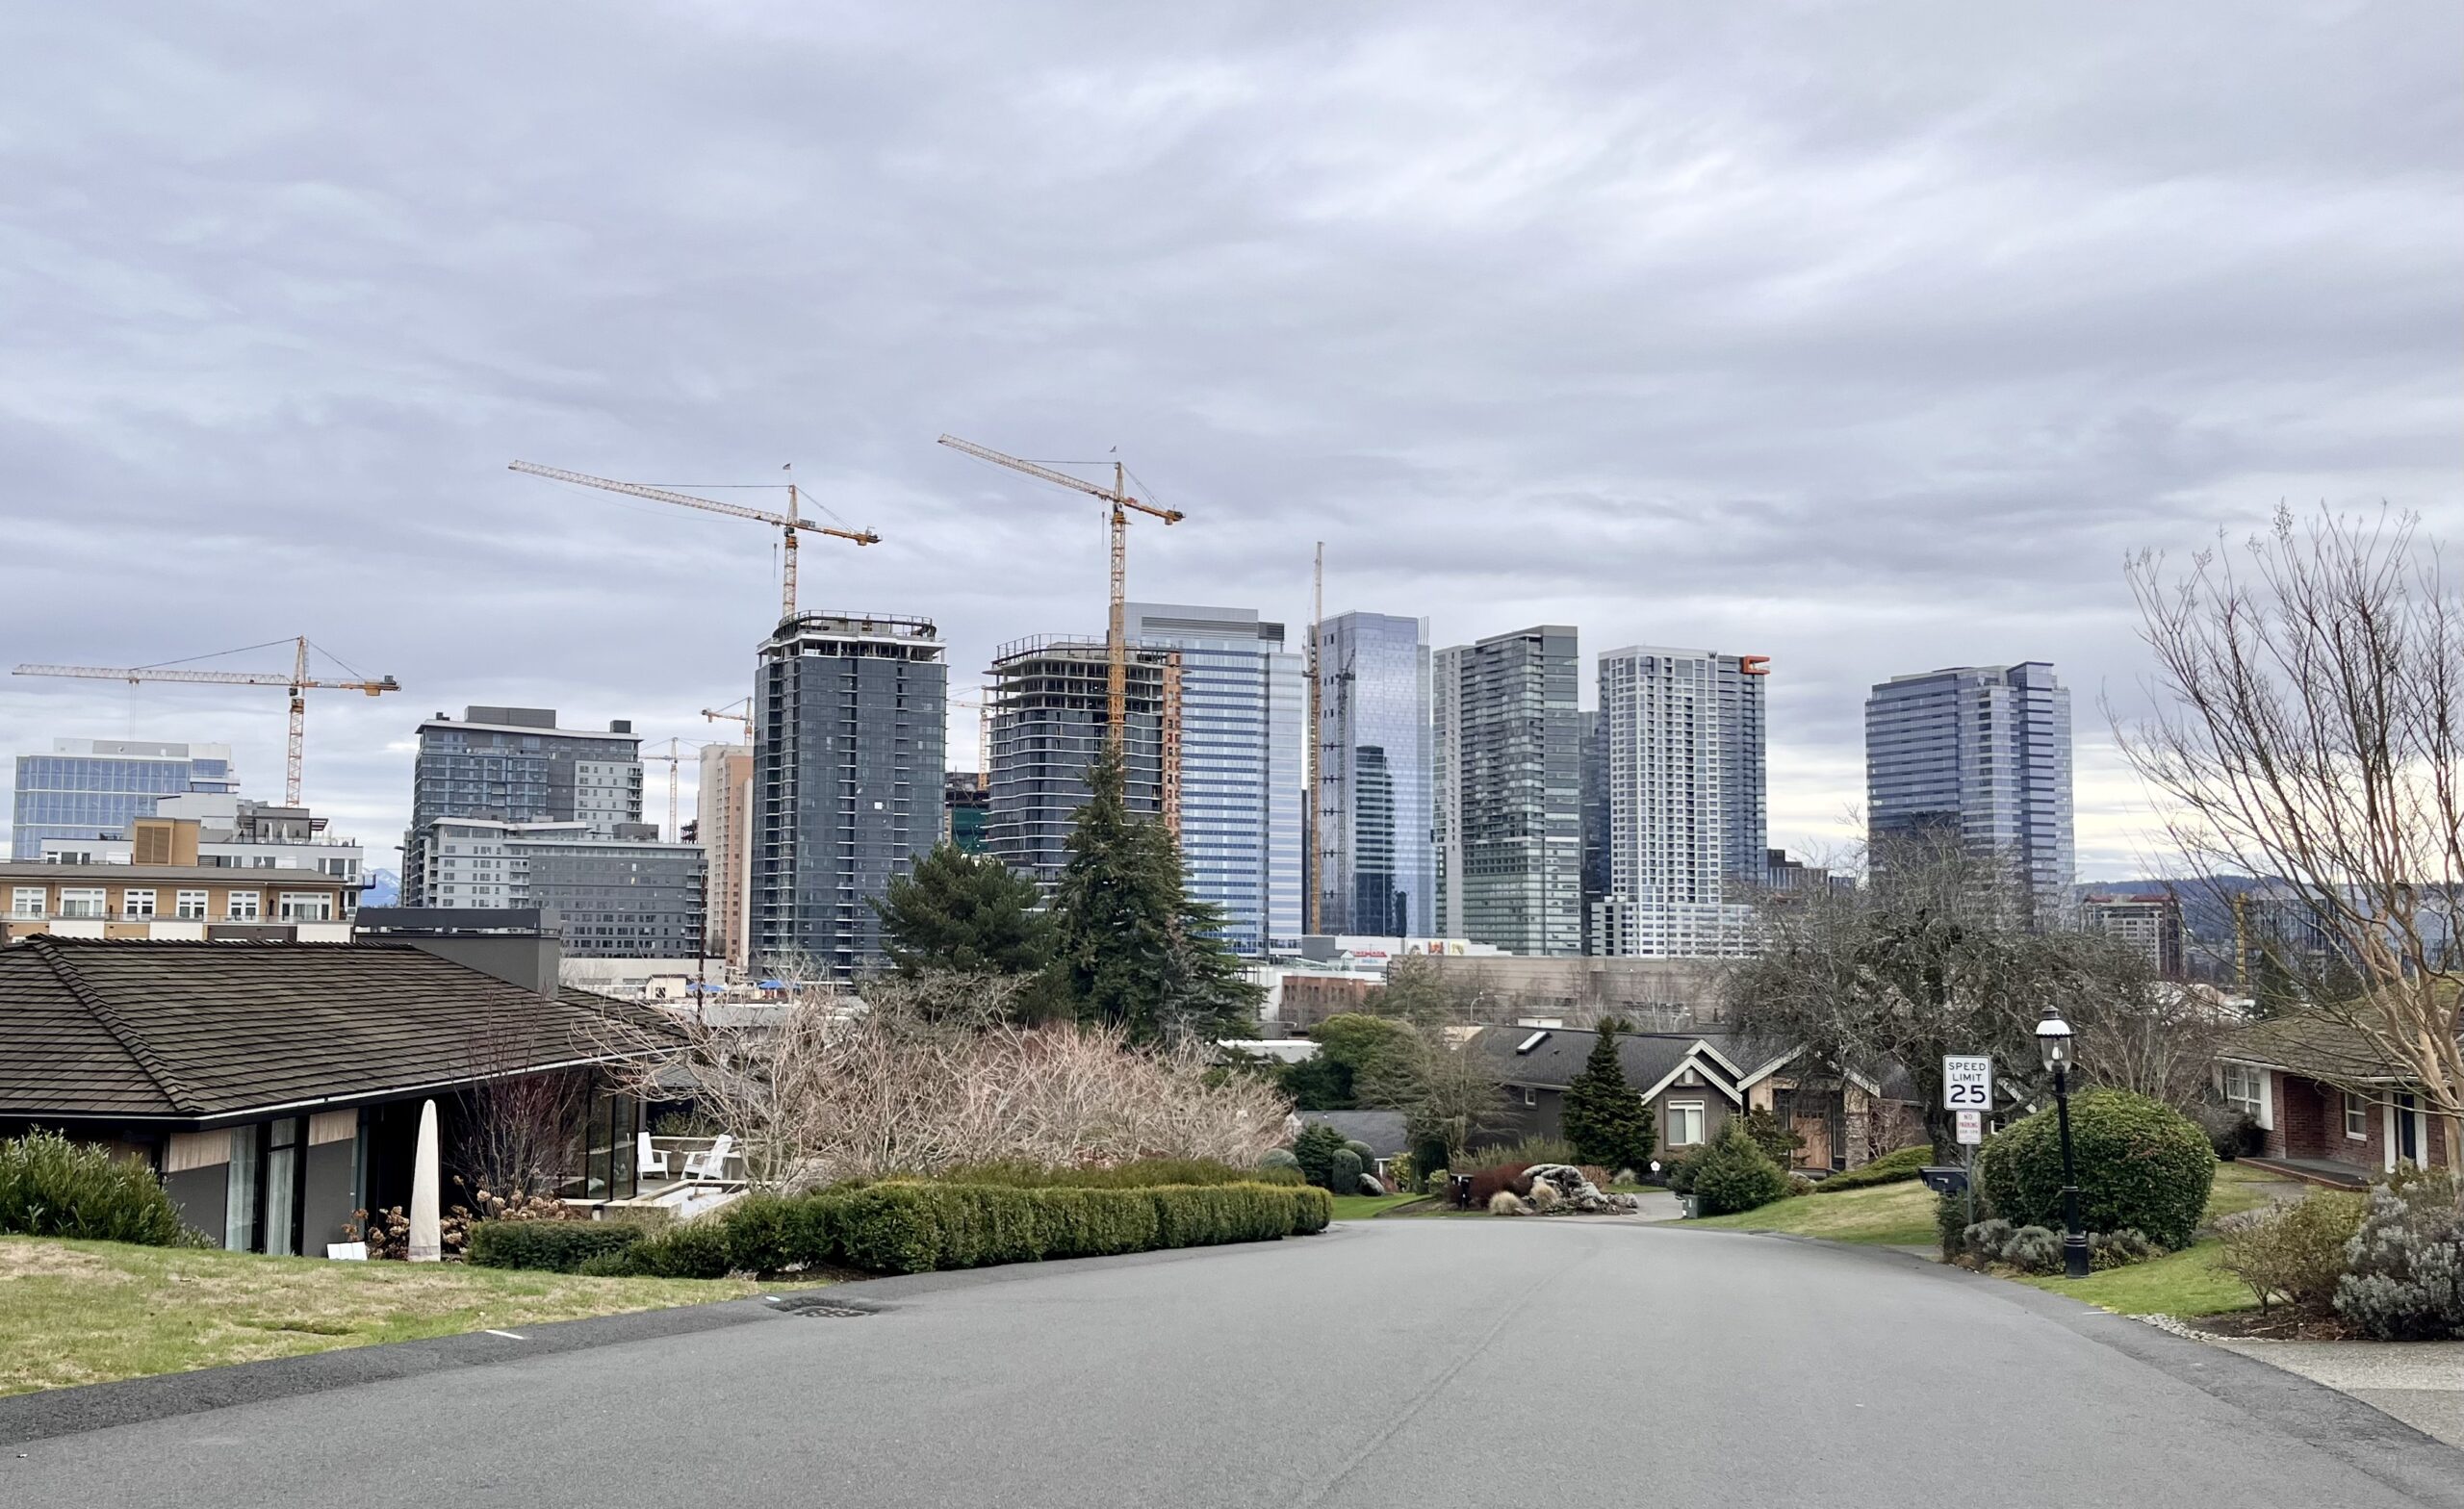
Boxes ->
[4,9,2455,883]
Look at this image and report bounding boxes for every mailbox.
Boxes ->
[1919,1165,1970,1196]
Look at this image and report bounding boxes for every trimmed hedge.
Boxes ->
[715,1180,1328,1277]
[1977,1088,2215,1250]
[1812,1144,1931,1194]
[0,1130,193,1246]
[932,1158,1303,1189]
[467,1219,645,1272]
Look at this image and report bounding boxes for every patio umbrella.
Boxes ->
[407,1098,442,1262]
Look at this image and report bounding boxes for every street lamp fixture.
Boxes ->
[2036,1008,2091,1279]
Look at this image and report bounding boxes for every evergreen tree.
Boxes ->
[1048,747,1262,1041]
[1561,1017,1656,1172]
[871,841,1055,979]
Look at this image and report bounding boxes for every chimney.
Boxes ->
[352,908,564,997]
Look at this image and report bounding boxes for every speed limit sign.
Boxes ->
[1944,1055,1993,1113]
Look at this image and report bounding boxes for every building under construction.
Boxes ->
[985,636,1180,897]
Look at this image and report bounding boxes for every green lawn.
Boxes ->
[0,1236,808,1396]
[2015,1162,2286,1317]
[1328,1193,1424,1220]
[1684,1180,1940,1245]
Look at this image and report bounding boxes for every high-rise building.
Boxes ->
[1432,645,1466,937]
[1125,603,1304,957]
[1578,709,1608,955]
[1865,662,2074,914]
[942,772,989,856]
[1591,646,1768,958]
[11,738,240,859]
[1315,612,1432,938]
[413,817,704,958]
[401,707,644,906]
[751,612,946,979]
[986,637,1174,895]
[2083,890,2185,979]
[695,742,754,969]
[1434,626,1581,956]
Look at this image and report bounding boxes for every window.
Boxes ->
[1668,1100,1707,1148]
[10,886,44,918]
[2222,1064,2266,1120]
[226,890,261,921]
[278,892,333,921]
[2345,1093,2370,1141]
[176,890,209,919]
[1521,1086,1537,1107]
[57,887,106,919]
[120,889,157,918]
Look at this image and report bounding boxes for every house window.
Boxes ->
[121,889,157,919]
[2345,1093,2370,1141]
[2222,1064,2266,1120]
[1668,1100,1707,1148]
[1522,1087,1537,1107]
[175,890,209,919]
[226,890,262,921]
[10,886,44,918]
[58,887,106,919]
[278,892,333,921]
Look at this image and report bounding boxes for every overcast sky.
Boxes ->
[4,3,2458,881]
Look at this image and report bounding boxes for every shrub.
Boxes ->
[2189,1100,2266,1161]
[2000,1226,2063,1273]
[1256,1148,1300,1174]
[1785,1174,1815,1198]
[1814,1145,1932,1193]
[468,1219,645,1272]
[623,1219,736,1278]
[1464,1135,1582,1173]
[1739,1110,1805,1171]
[1386,1153,1417,1192]
[2334,1174,2464,1341]
[1527,1180,1560,1213]
[1689,1120,1791,1215]
[2214,1191,2366,1313]
[934,1157,1297,1189]
[1487,1191,1527,1215]
[1329,1149,1364,1197]
[1961,1219,2015,1262]
[1293,1125,1349,1191]
[0,1130,192,1246]
[1343,1139,1377,1166]
[1978,1089,2215,1250]
[2090,1228,2166,1271]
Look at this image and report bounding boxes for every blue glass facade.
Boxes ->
[1316,612,1432,937]
[11,740,240,859]
[1434,626,1582,956]
[1126,603,1304,958]
[1865,662,2074,913]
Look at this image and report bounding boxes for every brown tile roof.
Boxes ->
[0,936,677,1124]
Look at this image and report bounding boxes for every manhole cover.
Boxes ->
[766,1293,875,1318]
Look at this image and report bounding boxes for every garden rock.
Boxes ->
[1523,1164,1641,1215]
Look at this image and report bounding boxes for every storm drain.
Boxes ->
[765,1293,878,1319]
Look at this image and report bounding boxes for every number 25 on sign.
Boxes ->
[1943,1055,1993,1112]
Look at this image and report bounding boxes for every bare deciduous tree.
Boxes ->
[455,1019,587,1199]
[2119,505,2463,1169]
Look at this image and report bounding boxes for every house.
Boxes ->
[1464,1025,1917,1171]
[1297,1110,1409,1179]
[2215,1014,2453,1183]
[0,934,676,1254]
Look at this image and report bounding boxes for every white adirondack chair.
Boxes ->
[682,1133,734,1183]
[637,1132,671,1180]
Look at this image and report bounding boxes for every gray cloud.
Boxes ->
[4,2,2458,877]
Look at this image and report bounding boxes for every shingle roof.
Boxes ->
[2217,1012,2451,1085]
[1299,1111,1410,1158]
[1466,1026,1788,1100]
[0,936,676,1123]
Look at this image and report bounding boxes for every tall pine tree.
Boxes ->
[870,841,1054,978]
[1048,746,1261,1042]
[1562,1016,1656,1172]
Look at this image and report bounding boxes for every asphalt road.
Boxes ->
[8,1219,2461,1508]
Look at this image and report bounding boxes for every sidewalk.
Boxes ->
[2200,1338,2464,1449]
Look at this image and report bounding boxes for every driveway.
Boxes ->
[6,1220,2459,1508]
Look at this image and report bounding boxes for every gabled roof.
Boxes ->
[1467,1026,1784,1108]
[2216,1011,2452,1087]
[0,936,675,1125]
[1298,1110,1409,1159]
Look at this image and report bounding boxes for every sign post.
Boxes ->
[1944,1057,1993,1237]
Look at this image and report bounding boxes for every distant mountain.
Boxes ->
[360,868,400,908]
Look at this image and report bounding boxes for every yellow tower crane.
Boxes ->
[508,461,879,625]
[13,637,398,806]
[701,700,755,736]
[936,435,1183,752]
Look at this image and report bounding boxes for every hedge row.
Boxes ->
[473,1181,1332,1278]
[929,1158,1305,1190]
[1811,1145,1931,1194]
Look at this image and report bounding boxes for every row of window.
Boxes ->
[8,886,334,921]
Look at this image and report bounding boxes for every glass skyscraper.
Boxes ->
[1593,646,1768,957]
[1125,602,1304,957]
[1865,662,2074,914]
[1315,612,1432,937]
[11,739,240,859]
[1433,625,1581,956]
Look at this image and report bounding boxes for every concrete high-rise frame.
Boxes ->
[1315,612,1432,938]
[751,612,946,980]
[1592,646,1767,958]
[1432,625,1580,957]
[1864,661,2074,916]
[984,636,1174,898]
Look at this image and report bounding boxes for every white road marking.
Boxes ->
[483,1329,527,1341]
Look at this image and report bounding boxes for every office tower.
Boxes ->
[1592,646,1768,958]
[1125,603,1304,957]
[1432,645,1466,937]
[1579,710,1608,955]
[1435,626,1581,956]
[751,612,947,979]
[11,738,239,859]
[415,817,704,958]
[1865,662,2074,914]
[696,742,755,969]
[942,772,989,856]
[2083,890,2185,979]
[985,637,1174,894]
[401,706,644,906]
[1315,612,1432,938]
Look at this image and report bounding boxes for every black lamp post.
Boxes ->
[2036,1007,2092,1280]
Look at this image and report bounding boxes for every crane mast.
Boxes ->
[936,434,1183,753]
[1305,543,1322,936]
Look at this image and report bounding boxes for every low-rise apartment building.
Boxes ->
[1,860,359,944]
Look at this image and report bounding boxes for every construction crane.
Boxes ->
[508,461,879,625]
[948,689,991,793]
[701,700,754,736]
[1305,543,1322,936]
[645,736,697,842]
[937,435,1183,751]
[13,637,398,806]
